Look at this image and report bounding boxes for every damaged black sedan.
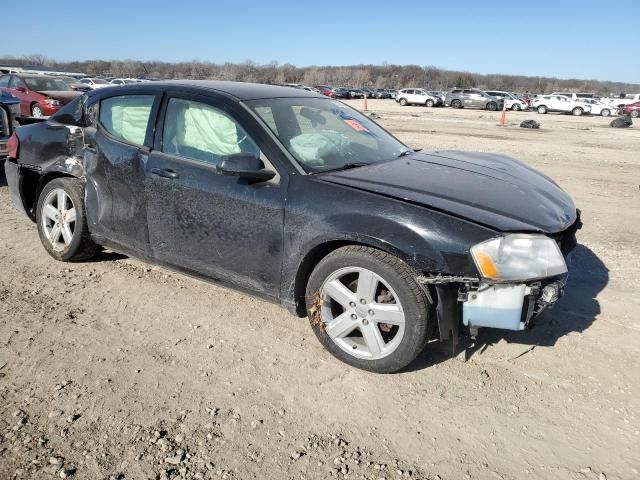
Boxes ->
[4,81,581,373]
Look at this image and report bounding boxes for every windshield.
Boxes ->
[24,77,71,91]
[92,78,109,84]
[247,97,409,173]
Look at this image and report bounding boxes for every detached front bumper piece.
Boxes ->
[462,277,567,331]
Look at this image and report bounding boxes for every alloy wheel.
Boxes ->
[41,188,76,252]
[319,267,405,360]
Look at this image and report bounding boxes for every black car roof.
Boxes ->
[87,80,325,101]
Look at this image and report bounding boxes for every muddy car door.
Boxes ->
[144,92,287,297]
[82,91,162,254]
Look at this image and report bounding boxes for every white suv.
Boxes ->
[531,95,591,116]
[396,88,442,107]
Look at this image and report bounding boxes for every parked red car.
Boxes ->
[0,74,82,117]
[623,102,640,118]
[314,85,337,99]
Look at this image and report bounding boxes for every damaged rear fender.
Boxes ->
[14,158,85,221]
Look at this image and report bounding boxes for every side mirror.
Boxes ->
[216,153,276,182]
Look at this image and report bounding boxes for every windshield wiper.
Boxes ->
[317,162,371,173]
[397,149,414,157]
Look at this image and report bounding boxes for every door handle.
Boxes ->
[151,168,179,179]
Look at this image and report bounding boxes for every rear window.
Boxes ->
[98,95,154,146]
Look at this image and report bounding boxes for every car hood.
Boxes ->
[37,90,82,101]
[317,150,577,233]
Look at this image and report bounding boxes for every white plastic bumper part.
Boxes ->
[463,284,534,331]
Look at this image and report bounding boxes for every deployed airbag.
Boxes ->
[289,131,350,166]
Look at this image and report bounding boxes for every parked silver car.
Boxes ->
[444,88,504,111]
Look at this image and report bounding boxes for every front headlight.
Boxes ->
[470,234,567,282]
[45,98,62,106]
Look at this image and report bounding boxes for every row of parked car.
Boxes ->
[285,84,399,100]
[2,73,639,161]
[298,83,640,117]
[0,72,156,118]
[392,87,640,117]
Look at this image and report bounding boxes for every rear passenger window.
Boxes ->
[9,77,25,89]
[161,98,259,165]
[99,95,154,146]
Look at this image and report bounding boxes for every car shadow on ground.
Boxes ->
[92,250,128,262]
[404,244,608,372]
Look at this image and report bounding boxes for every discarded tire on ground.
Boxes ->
[610,117,633,128]
[520,120,540,129]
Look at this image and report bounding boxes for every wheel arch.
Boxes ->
[292,237,424,317]
[19,169,80,221]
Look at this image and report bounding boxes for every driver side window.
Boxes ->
[162,98,259,165]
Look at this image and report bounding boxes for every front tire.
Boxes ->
[630,110,639,118]
[486,102,498,111]
[426,99,434,107]
[451,99,462,109]
[399,98,408,106]
[31,104,44,117]
[306,246,431,373]
[572,107,584,116]
[36,177,100,262]
[600,109,611,117]
[511,103,521,111]
[537,105,547,114]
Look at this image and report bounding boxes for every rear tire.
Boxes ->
[399,98,408,106]
[600,109,611,117]
[306,246,431,373]
[630,110,639,118]
[572,107,583,116]
[36,177,100,262]
[537,105,547,114]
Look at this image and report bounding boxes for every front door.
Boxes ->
[145,93,287,297]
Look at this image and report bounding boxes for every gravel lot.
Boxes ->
[1,100,639,480]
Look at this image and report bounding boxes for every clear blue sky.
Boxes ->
[5,0,640,83]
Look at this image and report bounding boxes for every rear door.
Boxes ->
[462,89,475,106]
[144,92,287,297]
[83,90,161,254]
[404,89,415,102]
[415,89,427,104]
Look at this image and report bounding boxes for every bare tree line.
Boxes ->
[2,54,638,95]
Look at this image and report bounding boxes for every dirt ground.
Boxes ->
[1,100,639,480]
